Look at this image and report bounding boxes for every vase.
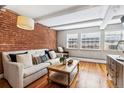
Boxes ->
[63,60,66,65]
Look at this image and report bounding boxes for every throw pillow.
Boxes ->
[16,54,33,69]
[57,47,64,52]
[32,56,43,65]
[49,51,57,59]
[45,50,51,59]
[40,55,49,62]
[32,56,37,65]
[9,52,28,62]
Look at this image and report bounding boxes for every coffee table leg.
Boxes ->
[67,73,70,88]
[78,63,79,73]
[47,69,50,84]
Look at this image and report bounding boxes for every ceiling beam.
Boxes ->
[100,5,120,29]
[34,5,99,22]
[50,18,102,28]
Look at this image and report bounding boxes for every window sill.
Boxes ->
[66,48,102,51]
[103,49,124,52]
[80,49,102,51]
[66,48,79,50]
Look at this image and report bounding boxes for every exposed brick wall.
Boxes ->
[0,10,56,51]
[0,53,3,74]
[0,9,57,74]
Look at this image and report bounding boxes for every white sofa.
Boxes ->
[2,49,60,88]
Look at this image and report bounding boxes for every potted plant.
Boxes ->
[59,57,66,65]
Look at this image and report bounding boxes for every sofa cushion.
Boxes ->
[46,58,60,65]
[16,54,33,69]
[23,62,50,78]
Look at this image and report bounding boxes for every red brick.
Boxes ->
[0,9,57,52]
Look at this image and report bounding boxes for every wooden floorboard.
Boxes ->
[0,62,114,88]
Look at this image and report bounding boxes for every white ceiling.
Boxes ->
[39,6,108,27]
[5,5,124,30]
[5,5,74,18]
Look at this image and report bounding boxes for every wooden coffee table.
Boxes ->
[47,60,79,87]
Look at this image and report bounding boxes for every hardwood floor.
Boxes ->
[0,62,114,88]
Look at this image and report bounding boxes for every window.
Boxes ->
[67,34,78,49]
[81,32,101,50]
[105,31,124,50]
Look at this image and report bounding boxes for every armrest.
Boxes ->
[5,62,23,88]
[56,51,69,54]
[56,53,63,57]
[63,51,69,53]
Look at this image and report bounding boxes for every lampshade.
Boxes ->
[17,16,34,30]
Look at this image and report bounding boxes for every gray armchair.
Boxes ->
[56,47,69,58]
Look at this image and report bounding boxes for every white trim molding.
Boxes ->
[0,73,3,79]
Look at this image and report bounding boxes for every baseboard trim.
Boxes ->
[0,73,3,79]
[70,57,106,64]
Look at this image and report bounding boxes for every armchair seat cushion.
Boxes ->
[23,63,50,78]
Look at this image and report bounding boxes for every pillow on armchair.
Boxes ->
[57,47,64,53]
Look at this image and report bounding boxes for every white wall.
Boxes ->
[57,23,124,60]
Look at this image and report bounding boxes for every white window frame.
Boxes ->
[104,30,124,51]
[66,33,79,49]
[80,32,101,50]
